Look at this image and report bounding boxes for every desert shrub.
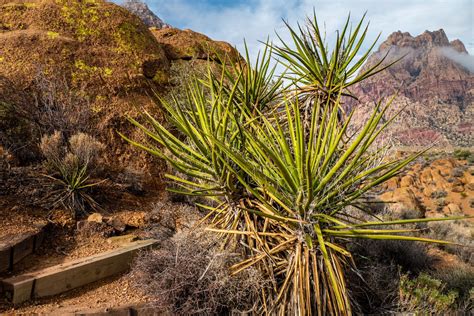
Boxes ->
[398,273,458,313]
[432,266,474,311]
[0,100,37,164]
[131,230,266,315]
[451,167,465,178]
[427,220,474,263]
[114,167,146,195]
[31,72,92,137]
[431,189,448,199]
[0,72,93,164]
[40,131,105,217]
[347,259,400,313]
[453,149,472,161]
[435,198,447,212]
[348,239,434,313]
[351,239,434,274]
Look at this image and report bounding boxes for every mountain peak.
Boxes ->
[379,29,451,51]
[349,30,473,147]
[450,39,468,54]
[122,0,170,29]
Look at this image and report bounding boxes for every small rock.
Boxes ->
[112,211,147,229]
[107,217,126,232]
[87,213,103,223]
[77,220,114,237]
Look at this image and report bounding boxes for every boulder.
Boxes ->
[444,203,461,214]
[152,28,241,63]
[379,187,422,218]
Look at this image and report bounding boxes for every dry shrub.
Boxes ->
[41,131,104,174]
[30,71,92,137]
[68,133,105,167]
[427,220,474,263]
[40,131,105,217]
[347,239,434,313]
[114,167,146,195]
[131,229,267,315]
[1,72,93,164]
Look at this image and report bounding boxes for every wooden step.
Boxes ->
[0,224,47,273]
[1,239,157,305]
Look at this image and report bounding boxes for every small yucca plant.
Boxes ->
[123,13,466,315]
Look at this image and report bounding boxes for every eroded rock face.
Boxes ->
[0,0,173,175]
[348,30,473,147]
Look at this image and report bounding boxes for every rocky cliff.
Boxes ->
[349,29,473,147]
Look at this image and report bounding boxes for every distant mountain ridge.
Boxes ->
[122,0,170,29]
[349,29,473,147]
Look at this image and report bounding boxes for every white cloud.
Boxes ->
[129,0,473,61]
[439,47,474,72]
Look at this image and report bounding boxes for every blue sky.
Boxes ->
[119,0,473,60]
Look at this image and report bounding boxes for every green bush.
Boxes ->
[399,273,458,313]
[453,149,472,161]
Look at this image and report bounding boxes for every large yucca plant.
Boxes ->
[208,96,462,314]
[123,13,466,315]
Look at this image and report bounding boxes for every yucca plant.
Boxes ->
[123,13,466,315]
[207,95,463,314]
[208,41,284,116]
[121,76,246,231]
[273,12,399,121]
[120,45,281,232]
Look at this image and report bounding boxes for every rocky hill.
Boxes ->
[0,0,239,177]
[349,29,474,147]
[121,0,170,29]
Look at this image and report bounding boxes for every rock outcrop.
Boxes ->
[348,30,473,147]
[377,156,473,218]
[0,0,240,180]
[121,0,170,29]
[151,28,240,62]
